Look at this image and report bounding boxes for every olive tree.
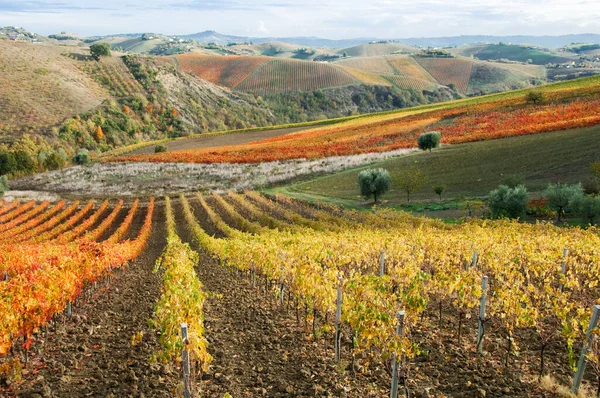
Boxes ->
[488,185,529,219]
[544,183,583,221]
[572,194,600,225]
[358,168,392,203]
[418,131,441,152]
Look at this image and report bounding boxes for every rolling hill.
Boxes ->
[466,43,572,65]
[339,42,418,57]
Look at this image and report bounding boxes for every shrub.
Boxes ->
[358,168,392,203]
[44,152,65,171]
[155,145,168,153]
[544,183,583,221]
[591,162,600,179]
[583,178,600,196]
[417,131,441,152]
[572,194,600,225]
[13,150,35,174]
[0,149,17,176]
[502,173,524,188]
[526,91,544,104]
[0,175,9,195]
[73,149,91,165]
[488,185,529,219]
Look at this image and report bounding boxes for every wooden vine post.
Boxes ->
[560,247,568,293]
[572,305,600,394]
[390,311,406,398]
[477,276,489,353]
[471,251,478,269]
[335,276,343,363]
[181,323,192,398]
[379,250,386,277]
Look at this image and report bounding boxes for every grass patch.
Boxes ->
[274,125,600,206]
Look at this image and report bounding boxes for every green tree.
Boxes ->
[433,184,447,201]
[573,194,600,225]
[73,149,91,165]
[544,183,583,221]
[155,145,168,153]
[13,150,36,174]
[488,185,529,219]
[44,152,65,171]
[417,131,441,152]
[0,149,17,176]
[358,168,392,203]
[90,43,111,61]
[526,91,544,104]
[393,168,427,203]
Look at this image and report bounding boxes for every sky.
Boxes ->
[0,0,599,39]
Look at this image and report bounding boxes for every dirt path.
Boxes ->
[12,203,175,398]
[128,126,315,155]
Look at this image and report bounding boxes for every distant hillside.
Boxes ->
[339,42,418,57]
[468,44,571,65]
[335,54,544,95]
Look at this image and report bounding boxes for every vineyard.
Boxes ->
[414,57,474,94]
[234,58,358,93]
[338,66,392,87]
[381,74,442,92]
[3,192,600,396]
[81,57,146,98]
[385,56,438,83]
[175,54,271,88]
[335,56,397,75]
[113,74,600,164]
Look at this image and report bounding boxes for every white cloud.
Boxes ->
[0,0,599,38]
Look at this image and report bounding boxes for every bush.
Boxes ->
[572,194,600,225]
[44,152,65,171]
[526,91,544,104]
[583,178,600,196]
[13,150,36,174]
[358,168,392,203]
[544,183,583,221]
[0,175,9,195]
[73,149,91,165]
[417,131,441,152]
[488,185,529,219]
[0,149,17,176]
[155,145,168,153]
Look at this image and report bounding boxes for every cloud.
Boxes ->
[257,20,268,34]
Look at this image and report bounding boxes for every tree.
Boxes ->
[73,149,91,165]
[358,168,392,203]
[393,168,426,203]
[433,184,447,201]
[526,91,544,104]
[155,145,168,153]
[44,152,65,171]
[488,185,529,219]
[544,183,583,221]
[502,173,524,188]
[0,149,17,176]
[417,131,441,152]
[95,125,104,141]
[583,178,600,196]
[590,162,600,179]
[572,194,600,225]
[90,43,111,61]
[13,150,35,174]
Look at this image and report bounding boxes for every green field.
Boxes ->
[273,125,600,207]
[474,44,570,65]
